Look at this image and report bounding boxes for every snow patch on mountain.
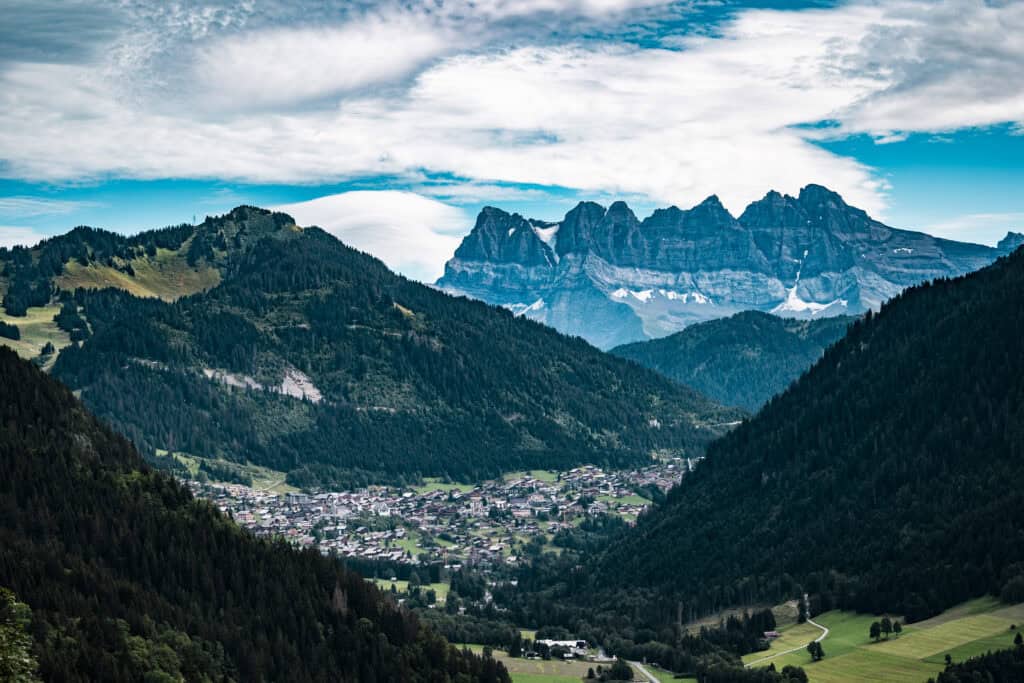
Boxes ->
[771,250,846,316]
[505,298,546,315]
[659,290,712,304]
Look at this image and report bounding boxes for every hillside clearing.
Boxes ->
[0,303,70,368]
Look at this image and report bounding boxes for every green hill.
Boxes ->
[24,207,739,488]
[602,245,1024,623]
[0,346,508,682]
[612,312,855,410]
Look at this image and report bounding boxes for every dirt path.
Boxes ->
[744,616,829,668]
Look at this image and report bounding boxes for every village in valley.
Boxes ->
[186,459,697,569]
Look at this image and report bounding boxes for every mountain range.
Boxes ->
[612,311,855,411]
[0,206,740,490]
[437,184,1021,349]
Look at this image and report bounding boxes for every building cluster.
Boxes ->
[187,459,696,568]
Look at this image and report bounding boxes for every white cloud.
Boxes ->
[193,15,450,111]
[0,196,100,217]
[0,0,1022,226]
[413,182,553,204]
[276,191,469,282]
[0,226,49,249]
[830,1,1024,138]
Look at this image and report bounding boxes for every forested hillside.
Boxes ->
[42,207,739,487]
[602,246,1024,624]
[612,311,854,410]
[0,347,508,682]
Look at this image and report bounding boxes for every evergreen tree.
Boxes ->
[0,588,38,682]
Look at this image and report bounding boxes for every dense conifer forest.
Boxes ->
[0,347,509,682]
[43,207,739,487]
[611,311,855,411]
[600,245,1024,623]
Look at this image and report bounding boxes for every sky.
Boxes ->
[1,0,1023,282]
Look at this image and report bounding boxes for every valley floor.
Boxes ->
[742,597,1024,682]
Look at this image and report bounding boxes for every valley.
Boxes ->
[5,207,1024,682]
[184,460,691,568]
[4,3,1023,681]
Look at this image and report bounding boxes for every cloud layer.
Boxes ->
[0,0,1022,274]
[277,191,469,281]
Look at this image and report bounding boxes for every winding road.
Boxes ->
[744,615,829,668]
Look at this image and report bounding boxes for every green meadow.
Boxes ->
[0,303,70,369]
[744,598,1024,682]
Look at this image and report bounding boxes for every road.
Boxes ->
[744,616,829,668]
[627,660,660,683]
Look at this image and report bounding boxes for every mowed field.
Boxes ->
[743,598,1024,682]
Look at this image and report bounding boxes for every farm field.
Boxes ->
[413,477,475,494]
[743,620,831,666]
[503,470,561,483]
[745,598,1024,682]
[646,663,697,682]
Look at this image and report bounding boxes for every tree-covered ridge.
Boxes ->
[602,245,1024,623]
[50,207,741,486]
[0,206,296,316]
[0,346,509,682]
[611,311,856,410]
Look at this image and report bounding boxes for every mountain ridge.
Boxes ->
[17,207,741,489]
[438,184,1015,348]
[611,311,856,411]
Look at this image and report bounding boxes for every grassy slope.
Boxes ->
[156,450,300,494]
[54,246,220,301]
[1,244,217,367]
[744,599,1024,682]
[0,303,70,368]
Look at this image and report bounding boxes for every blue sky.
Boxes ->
[1,0,1022,281]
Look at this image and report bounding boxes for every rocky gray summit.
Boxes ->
[437,184,1017,349]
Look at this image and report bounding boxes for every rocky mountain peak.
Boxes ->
[453,206,552,266]
[997,231,1024,254]
[797,183,845,207]
[437,185,1004,348]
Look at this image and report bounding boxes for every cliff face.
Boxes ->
[438,184,1009,348]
